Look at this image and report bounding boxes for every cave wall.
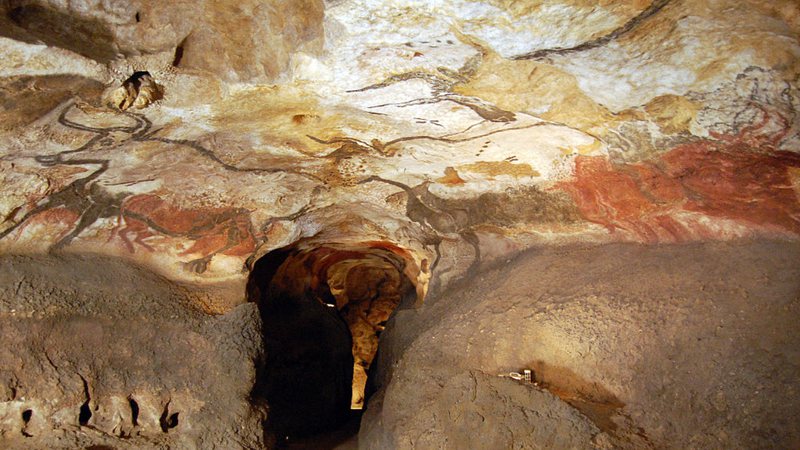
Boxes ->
[0,254,268,448]
[0,0,797,307]
[0,0,325,82]
[363,241,800,449]
[0,0,798,448]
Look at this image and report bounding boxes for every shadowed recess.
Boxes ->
[248,241,417,439]
[3,2,118,62]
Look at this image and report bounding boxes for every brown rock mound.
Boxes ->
[0,0,324,82]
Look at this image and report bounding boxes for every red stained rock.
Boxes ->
[558,111,800,242]
[19,208,81,240]
[558,157,687,242]
[662,144,800,235]
[114,194,256,258]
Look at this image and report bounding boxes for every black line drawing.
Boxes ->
[0,102,324,272]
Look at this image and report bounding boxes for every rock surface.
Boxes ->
[0,0,324,82]
[0,0,797,302]
[0,0,798,447]
[0,254,268,449]
[363,240,800,449]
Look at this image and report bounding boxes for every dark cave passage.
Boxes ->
[247,242,418,440]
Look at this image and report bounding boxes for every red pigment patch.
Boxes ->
[558,157,689,242]
[662,144,800,235]
[112,194,256,257]
[558,108,800,242]
[15,208,81,242]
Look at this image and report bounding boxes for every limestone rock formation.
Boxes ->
[104,71,162,110]
[0,254,268,449]
[0,0,799,447]
[362,241,800,449]
[0,0,324,82]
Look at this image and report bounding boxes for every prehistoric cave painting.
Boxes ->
[348,53,516,123]
[598,67,799,163]
[689,66,800,151]
[305,115,593,270]
[0,105,144,250]
[361,175,580,271]
[358,176,451,271]
[348,54,481,94]
[306,135,397,158]
[0,102,315,273]
[366,94,516,123]
[305,119,562,188]
[110,194,257,274]
[512,0,672,60]
[309,120,558,161]
[0,75,105,131]
[558,106,800,242]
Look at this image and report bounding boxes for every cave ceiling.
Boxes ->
[0,0,798,310]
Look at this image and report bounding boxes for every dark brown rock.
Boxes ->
[0,254,268,449]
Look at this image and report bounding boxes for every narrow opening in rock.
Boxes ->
[248,242,417,442]
[134,12,140,23]
[172,39,185,68]
[167,413,179,429]
[127,71,151,87]
[159,403,178,432]
[79,400,92,426]
[128,397,139,426]
[21,409,33,437]
[109,70,163,111]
